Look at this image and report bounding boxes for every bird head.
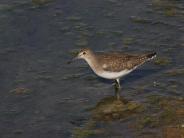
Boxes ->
[75,48,92,60]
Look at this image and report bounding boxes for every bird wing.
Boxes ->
[96,52,151,72]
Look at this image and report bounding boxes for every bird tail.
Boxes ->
[146,52,156,60]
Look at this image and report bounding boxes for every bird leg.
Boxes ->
[114,79,121,100]
[116,79,121,89]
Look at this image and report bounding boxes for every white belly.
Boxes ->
[96,69,132,79]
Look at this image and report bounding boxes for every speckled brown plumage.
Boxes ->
[95,52,156,72]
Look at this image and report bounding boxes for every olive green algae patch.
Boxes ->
[137,95,184,129]
[68,49,79,57]
[165,68,184,76]
[72,128,105,138]
[122,37,135,45]
[32,0,53,6]
[91,96,143,121]
[0,4,15,11]
[10,87,32,95]
[72,95,184,138]
[137,115,160,129]
[67,16,82,22]
[73,128,95,138]
[72,120,105,138]
[164,8,176,16]
[130,16,152,24]
[154,57,171,66]
[134,95,184,138]
[151,0,181,17]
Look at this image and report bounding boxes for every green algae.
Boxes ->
[72,96,143,137]
[91,96,142,121]
[95,30,108,36]
[32,0,53,6]
[147,95,162,105]
[130,16,152,24]
[0,4,15,11]
[145,95,184,127]
[64,31,74,36]
[74,22,88,31]
[151,0,178,17]
[164,8,176,16]
[72,95,184,138]
[10,87,31,95]
[159,108,176,124]
[165,68,184,76]
[72,120,105,138]
[73,128,95,138]
[152,0,176,9]
[34,75,53,81]
[138,115,159,129]
[111,30,123,36]
[108,42,118,48]
[0,2,32,12]
[69,49,79,57]
[122,37,135,45]
[154,57,171,66]
[67,16,82,22]
[79,30,92,37]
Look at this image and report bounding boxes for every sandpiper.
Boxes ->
[74,48,156,98]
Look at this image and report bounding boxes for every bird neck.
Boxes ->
[84,54,101,73]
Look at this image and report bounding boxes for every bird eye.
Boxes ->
[83,52,86,55]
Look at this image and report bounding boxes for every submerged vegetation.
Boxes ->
[151,0,184,17]
[10,87,31,95]
[139,95,184,129]
[165,68,184,76]
[72,95,184,137]
[32,0,53,6]
[154,57,171,66]
[91,96,143,121]
[122,37,135,46]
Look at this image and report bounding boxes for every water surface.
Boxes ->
[0,0,184,138]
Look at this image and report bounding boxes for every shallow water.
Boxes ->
[0,0,184,138]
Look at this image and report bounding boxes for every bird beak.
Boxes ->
[73,56,79,60]
[67,55,79,64]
